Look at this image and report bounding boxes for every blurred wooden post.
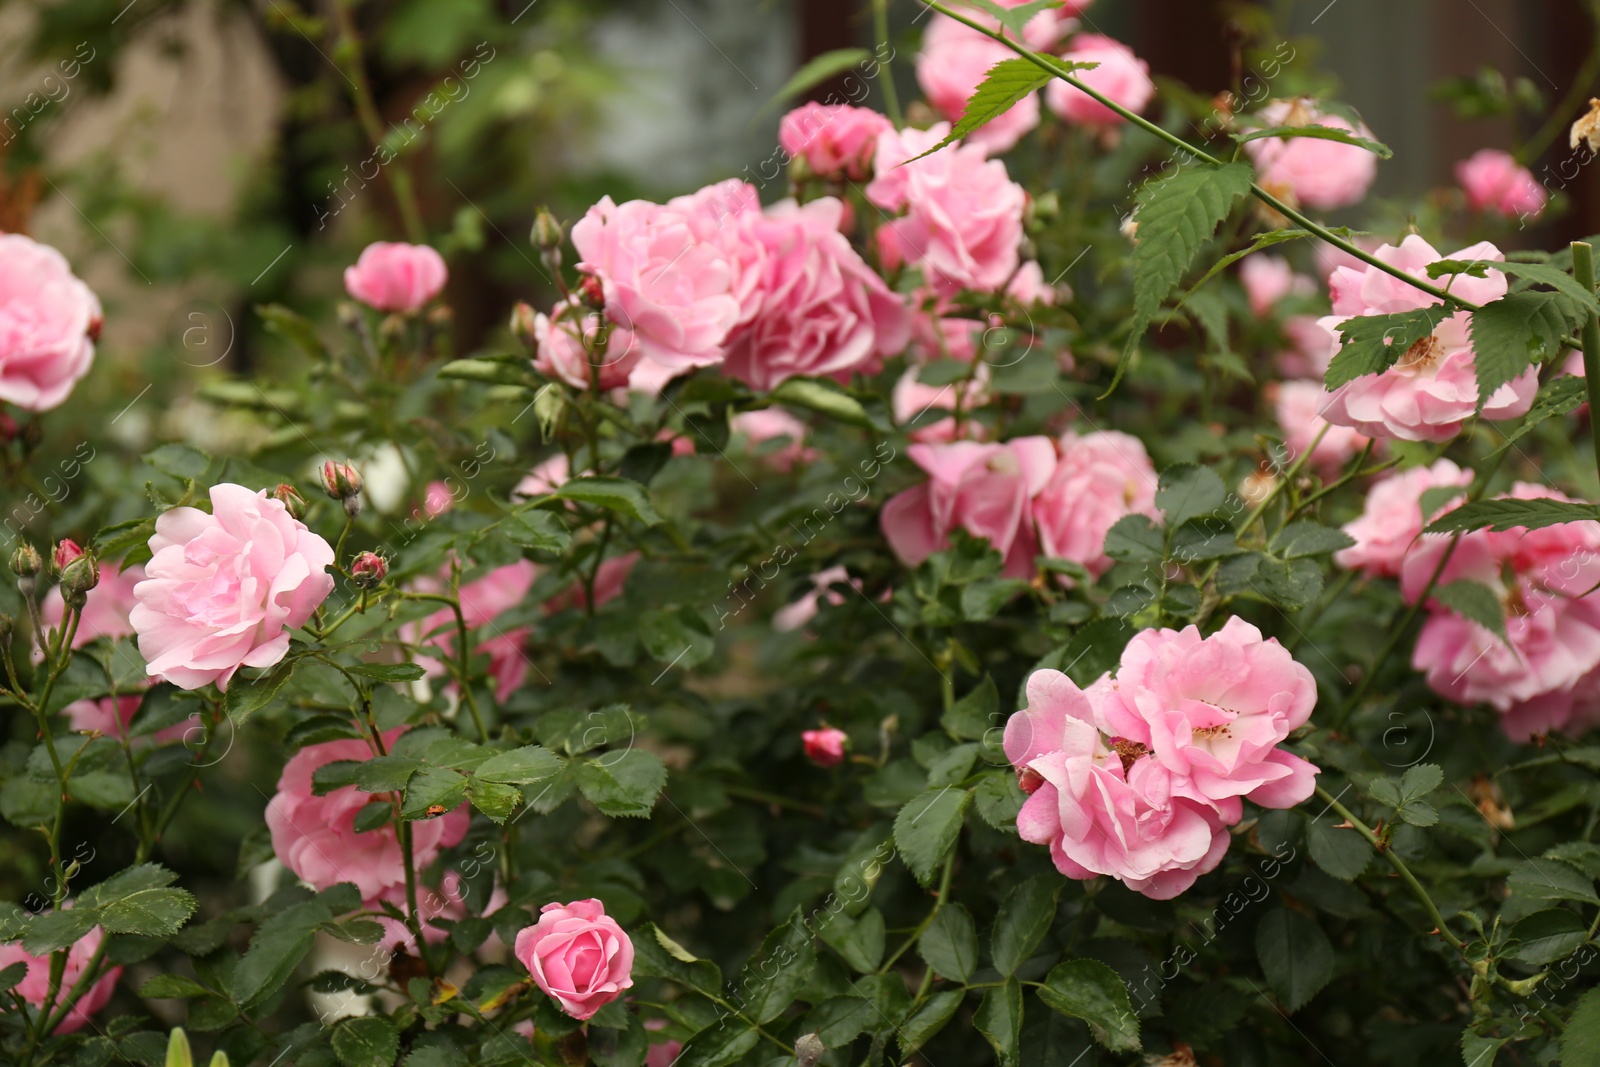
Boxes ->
[800,0,861,100]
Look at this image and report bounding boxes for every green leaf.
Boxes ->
[1156,463,1227,528]
[223,660,298,725]
[1255,909,1334,1012]
[906,59,1053,160]
[1431,581,1509,644]
[1276,521,1356,559]
[632,924,723,997]
[465,778,521,824]
[76,863,180,908]
[1509,909,1588,965]
[399,766,468,821]
[1508,859,1599,904]
[974,978,1023,1067]
[99,888,196,938]
[919,901,978,983]
[1462,1028,1509,1067]
[943,675,999,741]
[1037,958,1141,1052]
[1326,305,1454,388]
[741,911,816,1023]
[1308,819,1371,881]
[228,900,331,1007]
[991,876,1061,977]
[1110,162,1255,396]
[1178,228,1343,306]
[257,303,327,361]
[332,1016,399,1067]
[1563,986,1600,1066]
[900,989,964,1053]
[956,0,1065,37]
[1233,123,1392,157]
[973,771,1026,831]
[961,577,1030,621]
[672,1022,758,1067]
[1468,291,1582,409]
[554,476,663,526]
[143,443,212,482]
[313,756,421,795]
[139,974,213,999]
[345,663,426,682]
[1426,497,1600,534]
[474,745,563,786]
[768,376,872,427]
[0,962,25,996]
[1491,374,1589,454]
[894,787,972,885]
[762,48,871,116]
[501,509,570,553]
[820,906,885,972]
[22,908,102,955]
[575,750,667,818]
[805,995,878,1047]
[1103,514,1164,562]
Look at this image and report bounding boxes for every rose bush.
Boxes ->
[7,3,1600,1066]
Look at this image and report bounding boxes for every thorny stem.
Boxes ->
[881,850,957,977]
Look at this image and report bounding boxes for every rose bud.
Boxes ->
[350,551,388,589]
[577,274,605,310]
[336,301,363,331]
[59,554,100,610]
[10,542,42,578]
[532,208,564,251]
[272,483,307,521]
[802,727,848,768]
[321,460,362,500]
[52,539,84,572]
[0,411,17,445]
[511,301,538,350]
[514,899,634,1020]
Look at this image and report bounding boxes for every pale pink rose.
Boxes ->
[1312,235,1385,283]
[1243,99,1378,210]
[1499,666,1600,741]
[893,363,991,443]
[918,16,1040,154]
[0,233,100,412]
[544,553,638,615]
[1005,261,1061,307]
[880,437,1056,578]
[1005,670,1231,899]
[515,454,571,499]
[41,563,145,647]
[1457,149,1547,220]
[514,899,634,1020]
[1088,617,1321,821]
[343,242,448,314]
[802,727,848,767]
[645,1021,683,1067]
[1335,459,1471,578]
[266,730,470,901]
[370,872,507,954]
[1318,236,1537,442]
[867,125,1027,297]
[131,484,335,692]
[626,355,688,396]
[1045,35,1155,128]
[773,566,860,632]
[1240,254,1315,317]
[1276,315,1336,380]
[570,194,746,370]
[0,923,121,1034]
[408,560,537,703]
[62,693,195,746]
[778,103,894,180]
[1271,380,1371,473]
[420,481,456,518]
[533,298,642,391]
[732,408,817,470]
[721,198,911,389]
[1032,429,1157,579]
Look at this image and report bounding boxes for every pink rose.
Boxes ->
[1335,459,1471,578]
[721,198,911,390]
[1457,148,1547,220]
[1404,485,1600,737]
[1243,99,1378,210]
[0,233,100,412]
[1240,254,1314,317]
[1033,429,1157,579]
[892,363,991,443]
[802,727,848,767]
[918,16,1040,154]
[773,566,859,632]
[545,553,637,615]
[266,730,470,901]
[732,408,817,470]
[408,560,538,703]
[571,192,748,370]
[1318,236,1537,442]
[645,1022,683,1067]
[515,454,571,500]
[420,480,456,519]
[1271,380,1371,474]
[881,437,1057,578]
[1088,617,1321,821]
[131,484,335,691]
[533,298,642,391]
[0,923,121,1034]
[514,899,634,1020]
[867,125,1027,297]
[1276,315,1336,380]
[369,872,507,954]
[1045,35,1155,128]
[343,242,448,314]
[778,103,893,180]
[62,693,195,746]
[42,563,145,647]
[1005,670,1231,899]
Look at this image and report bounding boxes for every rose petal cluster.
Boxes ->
[514,899,634,1020]
[0,233,101,412]
[1243,99,1378,210]
[1457,148,1547,220]
[1045,35,1155,128]
[532,297,642,391]
[1317,236,1537,442]
[408,560,538,702]
[266,730,470,901]
[1033,429,1158,579]
[1334,459,1471,578]
[778,103,893,180]
[918,15,1041,154]
[344,242,448,314]
[1005,619,1319,899]
[131,484,335,691]
[0,923,121,1034]
[1240,254,1314,317]
[1272,379,1371,474]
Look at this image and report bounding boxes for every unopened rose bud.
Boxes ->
[51,539,83,572]
[795,1033,825,1067]
[577,275,605,310]
[272,483,307,520]
[59,554,100,610]
[350,551,388,589]
[0,412,16,445]
[379,313,407,344]
[787,154,815,185]
[10,542,42,579]
[801,727,847,768]
[426,305,453,330]
[321,460,363,501]
[531,208,564,251]
[336,301,363,331]
[511,301,538,349]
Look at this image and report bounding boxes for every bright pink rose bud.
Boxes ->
[514,899,635,1021]
[349,551,388,589]
[343,241,448,314]
[58,553,100,611]
[1456,148,1547,220]
[802,727,848,767]
[778,102,893,181]
[0,922,122,1034]
[130,484,335,691]
[52,538,84,571]
[1242,98,1378,210]
[271,483,307,521]
[511,301,539,348]
[0,233,101,412]
[41,563,144,647]
[1045,35,1155,128]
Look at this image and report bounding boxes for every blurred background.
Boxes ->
[0,0,1595,398]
